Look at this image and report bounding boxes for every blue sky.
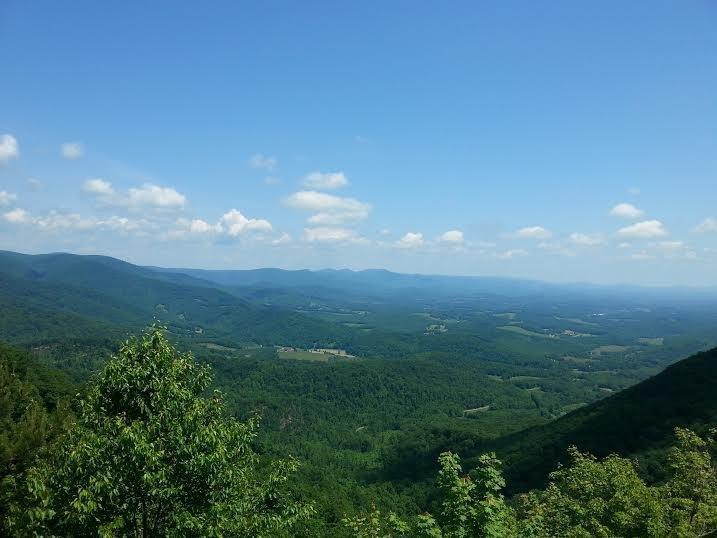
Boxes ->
[1,1,716,285]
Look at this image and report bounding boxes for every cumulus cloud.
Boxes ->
[3,208,147,234]
[618,220,668,238]
[610,203,644,219]
[35,211,96,231]
[168,210,274,240]
[98,216,143,232]
[284,190,368,212]
[83,180,188,210]
[248,153,277,171]
[439,230,464,243]
[302,171,349,190]
[306,211,367,226]
[0,134,19,164]
[188,218,222,234]
[220,209,272,236]
[513,226,552,240]
[653,240,684,251]
[693,217,717,234]
[83,178,115,196]
[303,227,357,243]
[61,142,84,160]
[569,232,605,246]
[496,249,528,260]
[3,208,28,223]
[0,190,17,206]
[128,184,186,208]
[285,190,371,224]
[630,251,655,261]
[272,232,292,245]
[396,232,424,249]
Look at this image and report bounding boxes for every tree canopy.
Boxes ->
[344,428,717,537]
[5,327,312,536]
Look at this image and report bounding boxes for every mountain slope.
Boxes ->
[486,346,717,493]
[0,251,353,348]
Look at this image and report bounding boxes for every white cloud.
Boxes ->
[220,209,272,236]
[248,153,277,171]
[610,202,644,219]
[693,217,717,234]
[285,190,371,224]
[439,229,464,243]
[0,134,19,164]
[272,232,292,245]
[618,219,668,238]
[496,249,528,260]
[0,190,17,206]
[303,226,356,243]
[61,142,84,160]
[630,251,655,261]
[3,208,28,223]
[513,226,552,239]
[569,232,605,246]
[83,178,115,196]
[128,184,186,208]
[306,211,367,225]
[3,208,147,234]
[396,232,424,249]
[302,171,349,190]
[83,181,188,210]
[35,211,96,231]
[98,216,143,232]
[284,190,368,212]
[188,218,222,234]
[618,242,632,249]
[653,240,684,251]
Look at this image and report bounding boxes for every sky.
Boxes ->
[1,1,716,285]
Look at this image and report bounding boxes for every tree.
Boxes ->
[347,428,717,537]
[5,326,313,536]
[662,428,717,536]
[517,448,668,537]
[343,451,516,537]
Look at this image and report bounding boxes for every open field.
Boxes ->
[639,337,664,346]
[590,345,630,356]
[499,326,556,339]
[278,350,330,362]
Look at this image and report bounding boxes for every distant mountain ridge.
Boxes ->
[0,250,350,347]
[152,263,717,305]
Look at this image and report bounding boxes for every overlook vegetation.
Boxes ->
[1,328,716,536]
[1,251,717,535]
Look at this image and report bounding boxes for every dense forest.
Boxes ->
[1,252,717,535]
[1,328,716,536]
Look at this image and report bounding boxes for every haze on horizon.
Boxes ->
[1,1,716,286]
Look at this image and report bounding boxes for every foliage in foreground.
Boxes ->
[344,428,717,537]
[4,327,312,536]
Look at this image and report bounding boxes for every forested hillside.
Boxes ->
[1,251,717,534]
[2,329,716,536]
[490,346,717,492]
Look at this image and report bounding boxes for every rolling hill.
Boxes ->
[0,250,352,348]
